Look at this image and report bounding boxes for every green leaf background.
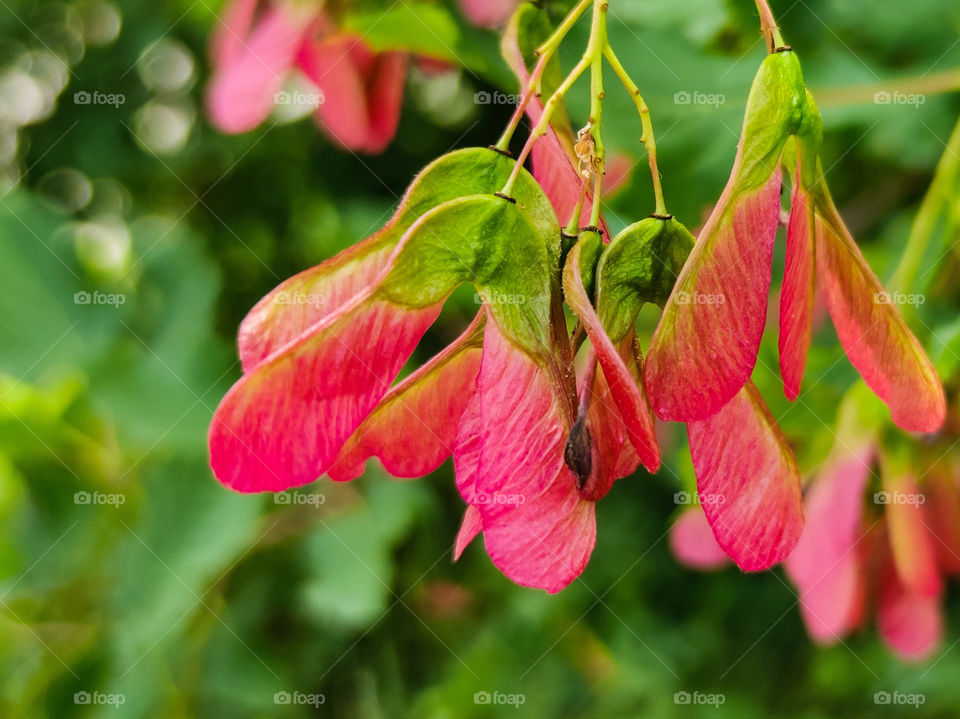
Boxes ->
[0,0,959,717]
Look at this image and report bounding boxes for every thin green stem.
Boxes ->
[500,55,591,197]
[502,0,669,226]
[586,1,607,228]
[603,42,667,216]
[589,163,603,228]
[536,0,593,57]
[495,59,547,152]
[494,0,593,152]
[500,1,612,197]
[564,176,591,235]
[754,0,785,51]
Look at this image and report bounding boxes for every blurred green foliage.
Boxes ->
[1,0,960,717]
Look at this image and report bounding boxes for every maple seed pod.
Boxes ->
[564,415,593,492]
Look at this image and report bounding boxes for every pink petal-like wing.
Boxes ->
[207,5,305,134]
[645,169,782,422]
[669,506,731,570]
[582,350,642,499]
[561,348,641,504]
[458,0,518,29]
[469,315,594,593]
[882,470,942,598]
[327,313,484,481]
[784,446,872,643]
[415,56,454,76]
[346,36,376,75]
[454,386,482,504]
[209,0,259,68]
[563,241,660,471]
[927,467,960,574]
[815,200,945,433]
[238,233,395,372]
[239,146,517,372]
[779,166,814,400]
[687,382,804,571]
[363,52,408,154]
[209,290,440,493]
[297,34,372,150]
[877,541,943,662]
[454,505,483,560]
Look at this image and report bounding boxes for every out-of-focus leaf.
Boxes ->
[301,478,430,629]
